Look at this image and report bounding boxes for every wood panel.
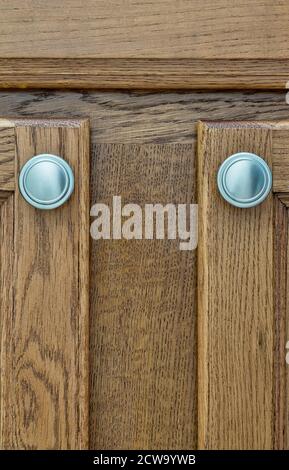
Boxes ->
[90,144,197,449]
[1,59,289,90]
[1,90,288,449]
[0,126,15,190]
[0,1,289,59]
[0,119,90,449]
[198,122,274,449]
[1,91,289,450]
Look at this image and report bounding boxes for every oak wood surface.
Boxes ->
[90,144,196,449]
[273,129,289,192]
[0,194,14,449]
[0,59,289,90]
[0,126,15,190]
[0,190,11,204]
[273,196,289,449]
[270,126,289,450]
[198,122,274,449]
[1,92,289,449]
[0,1,289,59]
[0,91,289,144]
[1,90,289,449]
[0,119,90,449]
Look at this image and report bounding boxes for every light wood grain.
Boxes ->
[0,119,90,449]
[0,59,289,90]
[0,1,289,59]
[198,122,274,449]
[0,125,15,190]
[90,144,197,449]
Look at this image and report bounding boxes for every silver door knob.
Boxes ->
[19,154,74,209]
[217,152,272,208]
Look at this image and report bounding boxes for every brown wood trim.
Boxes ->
[273,195,289,449]
[276,194,289,207]
[272,138,289,450]
[0,59,288,90]
[0,125,15,191]
[273,129,289,192]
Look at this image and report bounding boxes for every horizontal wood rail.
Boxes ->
[0,59,288,90]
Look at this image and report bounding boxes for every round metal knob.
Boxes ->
[19,154,74,209]
[217,152,272,208]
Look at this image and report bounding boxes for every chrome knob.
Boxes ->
[217,152,272,208]
[19,154,74,209]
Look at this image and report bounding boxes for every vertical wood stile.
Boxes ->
[198,122,274,449]
[0,119,89,449]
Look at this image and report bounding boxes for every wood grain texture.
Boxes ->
[272,128,289,192]
[273,195,289,449]
[0,194,14,447]
[0,119,90,449]
[0,190,11,204]
[269,191,289,450]
[198,122,274,449]
[0,125,15,190]
[0,59,289,90]
[90,144,197,449]
[1,91,289,144]
[1,90,289,449]
[0,1,289,59]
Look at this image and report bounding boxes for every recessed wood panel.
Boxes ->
[90,144,197,449]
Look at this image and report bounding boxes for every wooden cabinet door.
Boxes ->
[3,115,289,450]
[0,119,90,449]
[1,0,289,453]
[198,121,289,449]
